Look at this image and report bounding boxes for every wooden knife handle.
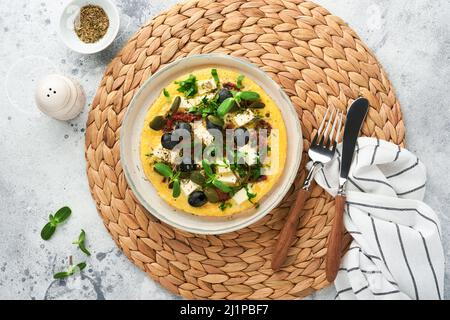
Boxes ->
[325,195,346,282]
[271,188,310,270]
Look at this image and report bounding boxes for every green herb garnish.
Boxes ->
[211,69,220,87]
[163,88,170,101]
[236,74,244,89]
[235,91,260,102]
[217,97,236,117]
[245,185,257,203]
[216,90,260,117]
[53,262,86,280]
[202,160,233,193]
[175,74,198,98]
[219,202,232,211]
[154,162,181,198]
[189,95,220,118]
[73,229,91,256]
[172,179,181,198]
[40,206,72,240]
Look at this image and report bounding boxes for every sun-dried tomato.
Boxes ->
[215,188,231,201]
[163,112,202,131]
[255,175,267,182]
[223,82,238,90]
[172,111,201,122]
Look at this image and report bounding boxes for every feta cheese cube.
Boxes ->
[233,110,255,127]
[152,144,169,161]
[232,188,248,205]
[151,144,180,164]
[232,185,254,205]
[217,173,237,185]
[180,179,200,196]
[178,94,215,110]
[238,144,258,166]
[168,149,181,164]
[215,159,232,174]
[193,121,214,145]
[179,97,192,109]
[197,79,217,94]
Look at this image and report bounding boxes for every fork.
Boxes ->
[272,107,343,270]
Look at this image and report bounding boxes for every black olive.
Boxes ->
[188,191,208,207]
[175,121,192,132]
[217,88,233,104]
[206,115,224,130]
[161,132,181,149]
[234,127,250,145]
[179,157,196,172]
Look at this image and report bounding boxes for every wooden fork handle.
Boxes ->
[271,188,310,270]
[325,195,346,282]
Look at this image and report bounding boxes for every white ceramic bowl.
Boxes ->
[121,54,302,234]
[58,0,120,54]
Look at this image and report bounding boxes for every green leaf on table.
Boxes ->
[154,162,173,178]
[54,206,71,223]
[48,214,57,225]
[53,271,70,279]
[236,74,244,89]
[175,74,198,98]
[41,223,56,240]
[76,262,87,271]
[53,262,86,280]
[73,229,91,256]
[40,206,72,241]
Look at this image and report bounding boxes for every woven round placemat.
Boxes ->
[85,0,405,299]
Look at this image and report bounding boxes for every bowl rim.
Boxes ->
[120,54,302,234]
[58,0,120,54]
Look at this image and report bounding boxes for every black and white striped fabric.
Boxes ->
[312,137,444,300]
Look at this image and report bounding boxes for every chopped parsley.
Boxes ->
[175,74,198,98]
[245,184,257,204]
[236,74,245,89]
[163,88,170,100]
[188,95,219,117]
[219,202,232,211]
[211,69,220,87]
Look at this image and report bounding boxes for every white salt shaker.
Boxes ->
[35,74,86,120]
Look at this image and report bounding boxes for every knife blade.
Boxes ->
[326,97,369,282]
[338,97,369,195]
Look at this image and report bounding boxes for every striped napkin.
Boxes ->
[312,137,444,300]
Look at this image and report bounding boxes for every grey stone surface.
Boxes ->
[0,0,448,300]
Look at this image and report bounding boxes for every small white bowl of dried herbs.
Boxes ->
[59,0,120,54]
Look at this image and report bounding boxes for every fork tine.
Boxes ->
[312,106,330,146]
[321,108,335,147]
[328,110,340,149]
[332,112,343,150]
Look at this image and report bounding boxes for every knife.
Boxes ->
[325,97,369,282]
